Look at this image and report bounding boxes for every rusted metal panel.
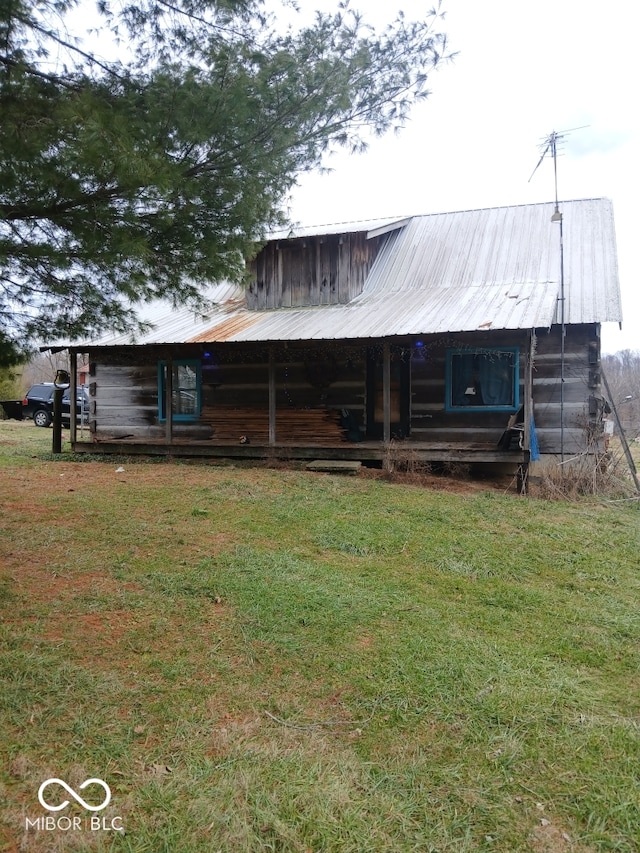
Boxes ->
[187,314,261,342]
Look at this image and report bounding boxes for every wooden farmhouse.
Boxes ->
[63,198,622,480]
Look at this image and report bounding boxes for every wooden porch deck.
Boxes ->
[71,437,526,464]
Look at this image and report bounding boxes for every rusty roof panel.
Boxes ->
[187,313,260,342]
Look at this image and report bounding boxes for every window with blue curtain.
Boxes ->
[446,348,519,411]
[158,360,201,421]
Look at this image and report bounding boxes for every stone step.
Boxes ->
[305,459,362,474]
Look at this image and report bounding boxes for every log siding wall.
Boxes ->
[409,331,528,448]
[530,323,603,454]
[84,324,601,458]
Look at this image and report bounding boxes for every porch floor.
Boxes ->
[71,437,526,464]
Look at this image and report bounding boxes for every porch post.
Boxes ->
[383,341,391,445]
[523,331,534,453]
[520,331,536,495]
[165,358,173,444]
[268,346,276,446]
[69,350,77,445]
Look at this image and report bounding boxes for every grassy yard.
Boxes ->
[0,421,639,852]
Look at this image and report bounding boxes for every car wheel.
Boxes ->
[33,409,52,427]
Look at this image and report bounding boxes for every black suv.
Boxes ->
[22,383,90,428]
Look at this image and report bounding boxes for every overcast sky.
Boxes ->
[288,0,638,354]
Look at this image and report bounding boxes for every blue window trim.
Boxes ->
[445,347,520,412]
[158,359,201,422]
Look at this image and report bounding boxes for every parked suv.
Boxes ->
[22,383,90,428]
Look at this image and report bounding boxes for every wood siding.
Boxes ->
[530,323,602,454]
[247,232,386,309]
[83,324,601,460]
[408,331,529,448]
[407,325,602,454]
[87,343,368,445]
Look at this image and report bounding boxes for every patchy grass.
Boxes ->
[1,420,639,852]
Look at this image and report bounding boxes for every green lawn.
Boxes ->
[1,421,639,852]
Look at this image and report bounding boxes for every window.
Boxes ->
[446,348,519,412]
[158,360,201,421]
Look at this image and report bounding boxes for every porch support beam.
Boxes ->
[383,341,391,445]
[269,346,276,446]
[524,330,535,454]
[520,330,536,494]
[165,359,173,445]
[69,350,77,445]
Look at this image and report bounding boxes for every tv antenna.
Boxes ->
[528,125,588,464]
[528,125,588,213]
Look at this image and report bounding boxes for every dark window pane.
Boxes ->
[449,350,516,409]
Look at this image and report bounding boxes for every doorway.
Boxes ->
[365,345,410,439]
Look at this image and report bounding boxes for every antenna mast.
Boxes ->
[529,127,585,464]
[549,132,565,463]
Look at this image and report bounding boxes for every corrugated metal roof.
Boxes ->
[85,198,621,348]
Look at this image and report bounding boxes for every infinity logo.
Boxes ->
[38,778,111,812]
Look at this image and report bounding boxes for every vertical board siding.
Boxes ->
[247,233,386,310]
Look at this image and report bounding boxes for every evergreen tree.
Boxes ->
[1,0,450,359]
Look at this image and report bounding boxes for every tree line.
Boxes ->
[602,350,640,434]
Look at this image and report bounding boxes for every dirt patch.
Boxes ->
[41,610,136,645]
[528,821,594,853]
[353,633,375,650]
[5,566,144,608]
